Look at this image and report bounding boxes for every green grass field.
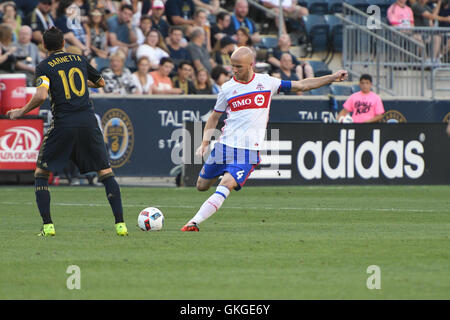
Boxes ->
[0,185,449,300]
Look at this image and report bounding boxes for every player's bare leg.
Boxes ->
[34,167,55,236]
[196,176,219,191]
[97,168,128,236]
[181,173,237,231]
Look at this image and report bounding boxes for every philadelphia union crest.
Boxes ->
[102,108,134,168]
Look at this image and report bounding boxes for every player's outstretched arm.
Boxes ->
[196,110,222,158]
[291,70,348,92]
[6,86,48,120]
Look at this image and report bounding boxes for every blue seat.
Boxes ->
[324,14,343,53]
[306,60,330,74]
[309,85,332,96]
[345,0,369,12]
[259,36,278,49]
[302,15,329,54]
[304,0,328,15]
[328,0,344,14]
[330,84,353,96]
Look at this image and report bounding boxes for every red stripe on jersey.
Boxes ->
[227,91,271,112]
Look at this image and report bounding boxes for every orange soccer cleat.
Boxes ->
[181,222,199,232]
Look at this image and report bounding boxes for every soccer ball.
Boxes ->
[138,207,164,231]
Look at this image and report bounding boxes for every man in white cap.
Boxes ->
[151,0,169,38]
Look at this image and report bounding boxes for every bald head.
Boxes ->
[231,46,254,64]
[231,46,255,82]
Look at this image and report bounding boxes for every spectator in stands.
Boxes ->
[412,0,449,26]
[102,50,137,94]
[235,26,257,57]
[193,0,220,15]
[439,0,450,58]
[187,26,215,73]
[267,34,313,80]
[136,29,169,70]
[210,65,230,94]
[194,68,213,94]
[150,57,183,94]
[172,60,197,94]
[25,0,54,49]
[139,0,153,17]
[150,0,169,39]
[13,26,42,86]
[0,24,17,73]
[337,74,385,123]
[210,11,233,49]
[132,56,154,94]
[225,0,261,44]
[97,0,118,16]
[192,8,212,52]
[55,0,90,56]
[439,0,450,27]
[213,36,236,73]
[74,0,90,23]
[167,26,192,71]
[1,2,21,41]
[412,0,450,62]
[261,0,308,34]
[107,4,138,56]
[85,8,109,59]
[136,15,152,45]
[165,0,196,29]
[387,0,415,27]
[273,53,302,95]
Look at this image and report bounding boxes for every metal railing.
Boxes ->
[339,2,450,98]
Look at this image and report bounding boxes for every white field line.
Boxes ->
[0,201,447,213]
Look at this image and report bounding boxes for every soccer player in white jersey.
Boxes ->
[181,46,348,231]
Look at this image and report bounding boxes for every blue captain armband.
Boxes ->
[279,80,292,93]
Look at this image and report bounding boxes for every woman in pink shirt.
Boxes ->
[338,74,385,123]
[387,0,415,27]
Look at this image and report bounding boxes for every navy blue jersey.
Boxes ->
[35,51,102,127]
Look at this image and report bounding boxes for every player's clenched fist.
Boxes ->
[195,143,208,158]
[6,108,24,120]
[333,70,348,82]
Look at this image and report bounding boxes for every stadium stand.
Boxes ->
[1,0,448,98]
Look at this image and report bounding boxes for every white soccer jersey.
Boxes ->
[213,73,282,150]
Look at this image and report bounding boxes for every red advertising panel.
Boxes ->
[0,119,43,170]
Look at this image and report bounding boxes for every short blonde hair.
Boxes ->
[110,50,126,62]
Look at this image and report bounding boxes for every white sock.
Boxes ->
[190,185,230,225]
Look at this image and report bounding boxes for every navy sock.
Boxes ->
[35,177,52,224]
[101,175,124,224]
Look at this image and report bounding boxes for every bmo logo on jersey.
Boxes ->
[297,129,425,180]
[228,91,271,112]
